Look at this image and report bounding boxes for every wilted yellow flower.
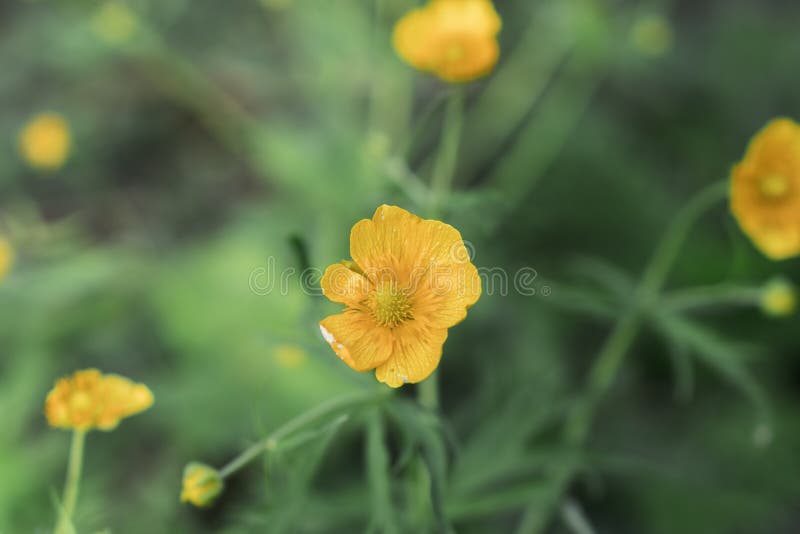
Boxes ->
[319,205,481,387]
[45,369,153,431]
[393,0,501,83]
[181,463,224,507]
[760,278,796,317]
[730,118,800,260]
[92,1,138,44]
[274,344,308,369]
[0,236,13,282]
[18,113,72,171]
[630,14,673,57]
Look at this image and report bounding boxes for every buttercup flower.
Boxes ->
[760,278,796,317]
[319,205,481,387]
[630,14,673,58]
[18,113,72,171]
[181,463,224,507]
[730,118,800,260]
[393,0,501,83]
[92,1,138,44]
[0,236,13,282]
[45,369,153,431]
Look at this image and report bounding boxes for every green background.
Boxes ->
[1,0,799,532]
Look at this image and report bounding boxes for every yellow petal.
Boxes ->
[320,262,371,306]
[320,310,393,372]
[411,259,481,329]
[350,205,471,283]
[375,323,448,388]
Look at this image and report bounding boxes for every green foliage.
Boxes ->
[2,0,800,533]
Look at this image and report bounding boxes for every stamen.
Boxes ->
[371,281,413,327]
[759,174,789,198]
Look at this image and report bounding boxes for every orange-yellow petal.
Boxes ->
[392,0,501,83]
[320,262,371,306]
[44,369,153,431]
[411,259,481,329]
[350,205,473,284]
[320,310,393,372]
[375,323,448,388]
[730,117,800,260]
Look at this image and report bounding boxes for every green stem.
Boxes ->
[428,88,465,218]
[416,89,466,412]
[531,181,729,533]
[55,429,86,534]
[661,284,761,311]
[418,374,440,411]
[218,390,384,478]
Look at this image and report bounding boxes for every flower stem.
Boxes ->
[417,89,466,412]
[218,390,384,479]
[428,88,465,218]
[529,181,729,533]
[418,374,440,411]
[55,429,86,534]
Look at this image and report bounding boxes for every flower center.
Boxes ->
[371,282,412,327]
[445,42,465,62]
[759,174,790,198]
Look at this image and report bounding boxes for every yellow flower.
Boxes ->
[18,113,72,171]
[0,236,13,282]
[630,14,673,58]
[274,344,308,368]
[92,1,138,45]
[319,205,481,388]
[393,0,501,83]
[730,118,800,260]
[181,463,224,507]
[45,369,153,431]
[760,278,796,317]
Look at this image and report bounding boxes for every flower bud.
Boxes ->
[180,463,223,507]
[760,278,796,317]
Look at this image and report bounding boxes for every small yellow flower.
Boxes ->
[319,205,481,387]
[274,344,308,369]
[18,113,72,171]
[630,14,673,58]
[0,236,13,282]
[730,118,800,260]
[92,1,138,45]
[760,278,796,317]
[181,463,224,507]
[393,0,502,83]
[45,369,153,431]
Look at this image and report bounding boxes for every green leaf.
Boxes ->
[365,408,397,534]
[653,310,771,428]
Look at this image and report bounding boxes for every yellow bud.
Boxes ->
[760,278,796,317]
[92,1,138,45]
[181,463,223,507]
[274,344,307,369]
[18,113,72,171]
[0,237,14,282]
[630,14,673,58]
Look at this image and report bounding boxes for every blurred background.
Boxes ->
[1,0,799,532]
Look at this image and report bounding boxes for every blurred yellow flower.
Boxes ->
[274,344,308,369]
[730,118,800,260]
[393,0,501,83]
[181,463,223,507]
[45,369,153,431]
[319,205,481,387]
[760,278,796,317]
[18,113,71,171]
[0,236,13,282]
[630,14,673,58]
[92,1,138,44]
